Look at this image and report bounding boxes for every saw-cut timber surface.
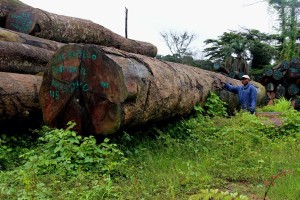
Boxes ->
[261,59,300,105]
[39,44,266,135]
[0,0,158,57]
[0,72,42,120]
[0,41,54,74]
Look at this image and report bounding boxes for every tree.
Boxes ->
[268,0,300,60]
[160,30,197,58]
[203,29,277,70]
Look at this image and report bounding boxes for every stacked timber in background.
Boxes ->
[261,58,300,109]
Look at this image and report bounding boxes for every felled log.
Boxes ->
[287,83,299,96]
[266,82,275,92]
[291,96,300,110]
[0,41,54,74]
[287,67,300,78]
[264,68,273,77]
[1,0,158,57]
[0,28,64,51]
[39,44,266,135]
[275,84,286,98]
[272,69,284,80]
[0,71,42,120]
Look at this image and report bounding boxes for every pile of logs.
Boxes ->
[0,0,267,135]
[0,0,158,125]
[261,58,300,109]
[0,0,158,57]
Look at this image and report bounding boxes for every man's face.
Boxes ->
[241,78,249,85]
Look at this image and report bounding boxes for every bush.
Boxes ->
[20,122,128,178]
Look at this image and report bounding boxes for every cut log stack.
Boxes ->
[0,0,158,57]
[261,58,300,108]
[0,0,267,134]
[0,0,158,126]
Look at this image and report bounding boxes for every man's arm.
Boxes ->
[224,83,239,94]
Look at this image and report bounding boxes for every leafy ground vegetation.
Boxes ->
[0,93,300,199]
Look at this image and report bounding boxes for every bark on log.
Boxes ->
[39,44,266,135]
[0,71,42,120]
[0,27,64,51]
[0,0,158,57]
[0,41,54,74]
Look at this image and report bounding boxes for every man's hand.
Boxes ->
[220,81,227,88]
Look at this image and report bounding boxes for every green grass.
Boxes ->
[0,97,300,199]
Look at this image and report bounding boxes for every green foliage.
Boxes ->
[204,29,277,69]
[203,92,228,117]
[189,189,249,200]
[258,97,293,112]
[268,0,300,60]
[156,54,214,71]
[0,134,33,170]
[20,122,127,178]
[250,40,276,69]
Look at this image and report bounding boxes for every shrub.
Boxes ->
[20,122,128,178]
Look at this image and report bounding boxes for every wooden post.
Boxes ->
[125,7,128,39]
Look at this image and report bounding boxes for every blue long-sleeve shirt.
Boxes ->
[224,83,257,113]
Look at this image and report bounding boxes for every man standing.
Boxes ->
[223,75,257,114]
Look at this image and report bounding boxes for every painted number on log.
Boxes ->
[100,81,109,88]
[9,12,33,33]
[52,50,97,63]
[49,50,97,100]
[51,65,86,76]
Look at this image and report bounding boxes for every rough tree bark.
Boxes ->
[0,41,54,74]
[0,28,64,51]
[0,71,42,120]
[0,0,158,57]
[39,44,266,135]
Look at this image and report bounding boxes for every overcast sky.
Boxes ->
[21,0,277,57]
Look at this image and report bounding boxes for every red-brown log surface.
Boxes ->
[0,27,64,51]
[0,71,42,120]
[0,41,54,74]
[39,44,266,135]
[0,0,158,57]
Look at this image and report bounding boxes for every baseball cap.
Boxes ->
[241,75,250,80]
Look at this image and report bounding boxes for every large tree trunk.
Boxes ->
[0,72,42,120]
[0,0,158,57]
[0,41,54,74]
[39,44,266,135]
[0,28,64,51]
